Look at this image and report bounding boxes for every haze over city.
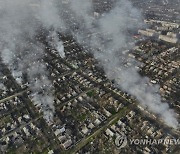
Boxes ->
[0,0,179,153]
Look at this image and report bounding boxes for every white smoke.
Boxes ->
[61,0,178,129]
[0,0,65,122]
[0,0,178,128]
[48,31,65,58]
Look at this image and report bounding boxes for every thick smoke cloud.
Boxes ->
[0,0,65,122]
[61,0,178,128]
[0,0,178,128]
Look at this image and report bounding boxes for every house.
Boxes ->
[94,119,101,126]
[88,123,95,129]
[48,150,54,154]
[81,126,89,135]
[105,128,114,137]
[62,139,73,149]
[58,135,66,143]
[23,127,30,136]
[103,108,112,117]
[59,127,66,133]
[54,129,61,136]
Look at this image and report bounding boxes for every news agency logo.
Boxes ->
[115,133,180,149]
[115,132,128,149]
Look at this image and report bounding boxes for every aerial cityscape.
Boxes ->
[0,0,179,153]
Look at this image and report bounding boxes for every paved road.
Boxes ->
[0,116,42,141]
[67,106,131,154]
[0,90,27,104]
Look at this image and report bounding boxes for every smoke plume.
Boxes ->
[60,0,178,128]
[0,0,65,122]
[0,0,178,128]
